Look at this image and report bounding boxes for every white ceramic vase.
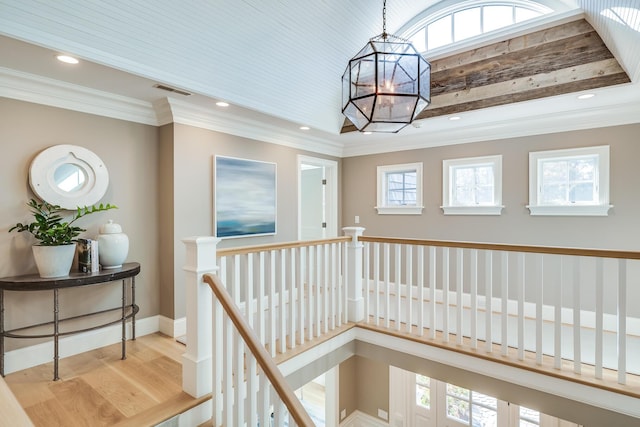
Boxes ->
[32,244,76,278]
[97,220,129,269]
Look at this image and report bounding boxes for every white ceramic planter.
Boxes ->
[97,220,129,269]
[32,244,76,278]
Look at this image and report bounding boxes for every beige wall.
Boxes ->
[168,123,341,318]
[342,125,640,250]
[339,355,389,421]
[0,98,160,348]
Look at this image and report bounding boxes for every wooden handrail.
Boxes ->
[217,236,351,258]
[203,273,315,427]
[359,236,640,260]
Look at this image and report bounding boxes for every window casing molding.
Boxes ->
[527,145,612,216]
[442,155,503,215]
[376,162,424,215]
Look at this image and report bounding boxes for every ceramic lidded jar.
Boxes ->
[97,220,129,269]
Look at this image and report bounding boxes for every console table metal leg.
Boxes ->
[132,276,136,340]
[53,288,59,381]
[121,279,126,360]
[1,289,4,377]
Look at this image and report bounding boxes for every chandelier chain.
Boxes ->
[382,0,387,37]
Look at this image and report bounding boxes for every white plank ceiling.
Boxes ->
[0,0,639,156]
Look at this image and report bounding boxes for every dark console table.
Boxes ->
[0,262,140,380]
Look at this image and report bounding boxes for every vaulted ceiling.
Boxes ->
[0,1,639,157]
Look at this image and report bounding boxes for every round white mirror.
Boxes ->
[29,145,109,209]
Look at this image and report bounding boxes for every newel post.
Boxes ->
[182,236,220,398]
[343,227,365,322]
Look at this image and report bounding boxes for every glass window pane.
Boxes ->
[447,383,470,398]
[416,374,430,386]
[428,15,452,49]
[410,28,426,53]
[483,5,514,32]
[472,404,498,426]
[416,384,430,409]
[447,396,470,422]
[515,7,542,23]
[454,7,482,41]
[472,391,497,409]
[520,406,540,423]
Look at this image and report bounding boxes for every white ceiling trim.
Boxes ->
[159,98,345,158]
[0,67,157,125]
[341,97,640,157]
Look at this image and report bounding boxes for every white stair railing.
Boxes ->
[360,236,640,385]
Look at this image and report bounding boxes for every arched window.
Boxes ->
[403,1,554,52]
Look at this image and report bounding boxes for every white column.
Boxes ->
[343,227,365,322]
[182,236,220,398]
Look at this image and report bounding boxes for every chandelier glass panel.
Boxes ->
[342,2,431,133]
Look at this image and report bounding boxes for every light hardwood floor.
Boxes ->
[4,333,208,427]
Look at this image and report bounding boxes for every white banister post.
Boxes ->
[182,236,220,398]
[343,227,365,322]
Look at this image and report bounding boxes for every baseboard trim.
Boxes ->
[158,315,186,338]
[340,410,389,427]
[4,315,161,375]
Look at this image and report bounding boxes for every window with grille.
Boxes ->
[442,155,503,215]
[528,145,611,216]
[376,163,424,215]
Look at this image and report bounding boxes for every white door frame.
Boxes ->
[297,155,338,240]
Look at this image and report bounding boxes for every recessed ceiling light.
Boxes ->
[56,55,79,64]
[363,131,372,135]
[449,116,461,121]
[299,126,310,131]
[216,101,229,107]
[577,93,595,100]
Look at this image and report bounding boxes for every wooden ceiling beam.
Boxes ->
[340,19,630,134]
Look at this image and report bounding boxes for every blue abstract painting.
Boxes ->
[215,156,276,238]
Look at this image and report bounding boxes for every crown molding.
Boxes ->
[157,98,345,157]
[341,95,640,157]
[0,67,158,125]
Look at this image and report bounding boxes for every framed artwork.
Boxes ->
[215,156,277,238]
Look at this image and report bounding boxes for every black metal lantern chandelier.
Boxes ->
[342,0,431,133]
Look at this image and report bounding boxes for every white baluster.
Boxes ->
[536,254,543,365]
[471,249,478,349]
[307,245,315,341]
[517,252,525,361]
[554,256,563,370]
[374,242,380,326]
[258,375,270,427]
[258,252,266,347]
[323,244,330,334]
[213,298,222,426]
[224,315,233,426]
[443,247,450,342]
[573,257,581,374]
[316,244,322,337]
[298,247,306,346]
[280,248,287,354]
[395,244,401,330]
[406,245,413,334]
[456,248,463,345]
[384,243,391,328]
[289,247,297,349]
[247,254,254,328]
[331,242,337,330]
[418,245,425,336]
[270,250,277,358]
[247,351,257,427]
[429,246,436,339]
[501,251,508,356]
[485,251,492,352]
[364,242,370,322]
[595,257,604,379]
[618,259,627,385]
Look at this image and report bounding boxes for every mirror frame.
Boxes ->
[29,144,109,210]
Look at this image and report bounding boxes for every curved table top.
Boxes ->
[0,262,140,291]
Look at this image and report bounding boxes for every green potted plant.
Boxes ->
[10,198,117,278]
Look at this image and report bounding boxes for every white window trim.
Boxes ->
[441,155,504,215]
[376,162,424,215]
[527,145,613,216]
